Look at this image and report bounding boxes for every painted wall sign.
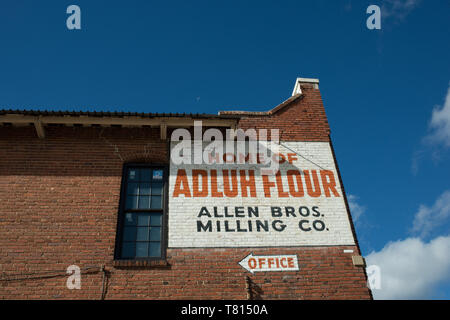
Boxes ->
[168,141,355,248]
[239,253,300,274]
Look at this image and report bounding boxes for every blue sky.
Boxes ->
[0,0,449,299]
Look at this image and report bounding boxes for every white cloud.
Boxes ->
[411,190,450,238]
[412,84,450,174]
[366,236,450,299]
[348,194,365,223]
[382,0,421,21]
[426,84,450,147]
[411,149,424,175]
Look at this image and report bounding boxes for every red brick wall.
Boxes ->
[237,85,331,141]
[0,88,371,300]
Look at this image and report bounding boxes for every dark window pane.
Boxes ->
[128,169,139,181]
[151,183,163,195]
[123,227,136,241]
[150,213,161,226]
[149,242,161,257]
[150,196,162,209]
[126,195,138,210]
[121,242,135,258]
[127,183,139,195]
[124,213,136,225]
[137,227,150,241]
[141,169,151,182]
[140,183,151,195]
[136,242,148,257]
[119,167,166,260]
[137,213,150,226]
[138,196,150,209]
[150,227,161,241]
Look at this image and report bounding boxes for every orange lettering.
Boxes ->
[248,258,257,269]
[223,170,238,197]
[287,257,294,268]
[320,170,340,197]
[192,170,208,197]
[303,170,321,197]
[287,153,298,164]
[276,171,289,197]
[173,169,191,197]
[258,258,266,268]
[240,170,257,197]
[287,170,304,197]
[262,175,275,198]
[210,170,223,197]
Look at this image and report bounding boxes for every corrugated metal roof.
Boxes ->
[218,94,303,116]
[0,109,240,119]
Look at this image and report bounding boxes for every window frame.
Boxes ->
[114,163,169,261]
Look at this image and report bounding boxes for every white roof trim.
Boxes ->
[292,77,320,96]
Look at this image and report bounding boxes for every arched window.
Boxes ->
[114,164,167,260]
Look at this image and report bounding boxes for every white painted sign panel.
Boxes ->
[168,141,355,248]
[239,253,300,274]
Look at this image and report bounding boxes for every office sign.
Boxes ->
[238,253,300,274]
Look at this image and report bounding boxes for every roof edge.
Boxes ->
[218,94,303,116]
[0,108,236,120]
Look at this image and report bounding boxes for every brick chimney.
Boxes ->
[292,77,320,95]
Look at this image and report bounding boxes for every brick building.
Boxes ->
[0,78,372,299]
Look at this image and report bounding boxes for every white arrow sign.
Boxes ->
[238,253,300,274]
